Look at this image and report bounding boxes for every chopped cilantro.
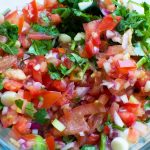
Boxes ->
[28,40,52,55]
[81,145,96,150]
[34,109,49,124]
[32,24,59,37]
[25,102,35,118]
[0,74,4,90]
[144,102,150,110]
[0,22,18,55]
[15,99,23,109]
[0,101,4,110]
[62,135,76,144]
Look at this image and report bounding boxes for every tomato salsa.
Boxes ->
[0,0,150,149]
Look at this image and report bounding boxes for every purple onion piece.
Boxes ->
[101,9,111,16]
[31,122,41,130]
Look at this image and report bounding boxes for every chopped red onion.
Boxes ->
[75,87,90,97]
[31,122,41,130]
[120,95,128,103]
[106,30,115,39]
[2,106,8,115]
[26,122,32,128]
[101,9,111,16]
[18,139,26,145]
[101,80,114,89]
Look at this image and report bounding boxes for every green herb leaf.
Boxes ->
[15,99,23,109]
[28,40,52,55]
[112,124,125,131]
[0,101,4,110]
[99,133,106,150]
[60,64,76,76]
[25,102,35,118]
[144,102,150,110]
[0,22,18,55]
[48,63,61,80]
[34,109,49,124]
[81,145,96,150]
[0,43,18,55]
[0,74,4,90]
[32,24,59,37]
[40,12,50,24]
[62,135,76,144]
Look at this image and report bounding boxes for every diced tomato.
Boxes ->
[119,111,136,127]
[128,127,139,143]
[28,32,52,40]
[106,45,124,56]
[86,134,100,145]
[1,109,18,128]
[52,80,67,92]
[85,39,99,58]
[22,0,38,23]
[4,80,23,92]
[41,91,62,109]
[14,116,31,134]
[18,15,24,34]
[5,11,24,33]
[46,136,55,150]
[103,125,110,135]
[19,34,31,49]
[18,90,32,101]
[49,14,62,25]
[122,103,139,113]
[99,15,121,31]
[17,48,24,58]
[44,0,58,9]
[9,126,22,140]
[42,73,52,89]
[23,134,36,141]
[32,69,43,83]
[5,10,19,24]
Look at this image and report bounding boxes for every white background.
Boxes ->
[0,0,150,13]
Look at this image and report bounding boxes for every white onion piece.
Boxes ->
[106,30,115,39]
[62,142,75,150]
[101,80,114,89]
[120,95,128,103]
[2,106,8,115]
[103,62,111,73]
[114,111,124,127]
[144,80,150,92]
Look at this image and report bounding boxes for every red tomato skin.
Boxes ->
[1,109,18,128]
[99,15,121,31]
[14,117,31,134]
[4,80,23,92]
[86,134,100,145]
[49,14,62,25]
[41,91,62,109]
[28,33,52,40]
[122,103,139,113]
[22,0,38,23]
[32,69,43,83]
[119,112,136,127]
[44,0,58,9]
[103,125,110,135]
[52,80,67,92]
[46,136,55,150]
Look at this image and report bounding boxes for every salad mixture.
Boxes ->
[0,0,150,149]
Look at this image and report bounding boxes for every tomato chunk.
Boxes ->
[119,111,136,127]
[41,91,62,109]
